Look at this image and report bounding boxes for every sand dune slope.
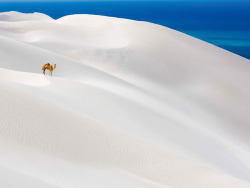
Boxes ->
[0,11,250,188]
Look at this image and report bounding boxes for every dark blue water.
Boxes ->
[0,1,250,59]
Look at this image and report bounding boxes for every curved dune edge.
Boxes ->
[0,11,250,187]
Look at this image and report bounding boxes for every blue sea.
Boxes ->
[0,1,250,59]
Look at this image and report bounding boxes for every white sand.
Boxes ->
[0,11,250,188]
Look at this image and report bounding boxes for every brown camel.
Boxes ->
[42,63,56,76]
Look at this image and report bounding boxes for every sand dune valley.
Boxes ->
[0,11,250,188]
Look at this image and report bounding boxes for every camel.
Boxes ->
[42,63,56,76]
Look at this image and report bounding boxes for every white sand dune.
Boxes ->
[0,11,250,187]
